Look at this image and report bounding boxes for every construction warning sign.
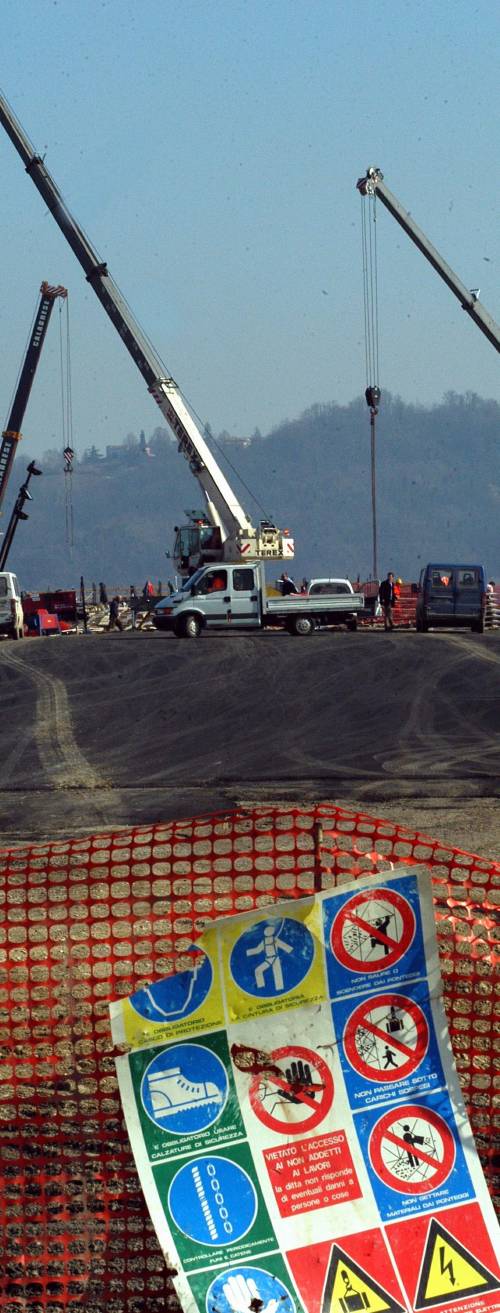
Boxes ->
[386,1202,500,1313]
[248,1044,334,1134]
[333,980,446,1109]
[111,868,500,1313]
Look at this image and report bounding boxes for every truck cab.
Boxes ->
[155,564,262,635]
[416,563,487,632]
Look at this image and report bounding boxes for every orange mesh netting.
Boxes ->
[0,803,498,1312]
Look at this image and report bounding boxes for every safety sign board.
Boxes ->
[249,1045,334,1134]
[188,1254,304,1313]
[323,876,426,997]
[230,915,315,998]
[356,1093,474,1220]
[322,1242,405,1313]
[264,1130,361,1218]
[112,870,500,1313]
[333,983,445,1109]
[386,1202,500,1313]
[130,951,213,1021]
[153,1140,276,1271]
[287,1230,407,1313]
[110,926,224,1047]
[141,1041,228,1133]
[221,900,326,1021]
[205,1266,297,1313]
[120,1029,245,1163]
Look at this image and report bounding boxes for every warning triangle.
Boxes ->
[415,1216,500,1309]
[322,1243,405,1313]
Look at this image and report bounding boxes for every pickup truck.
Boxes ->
[154,564,364,637]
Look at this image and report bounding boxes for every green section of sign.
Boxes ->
[188,1251,304,1313]
[153,1141,278,1272]
[129,1029,245,1163]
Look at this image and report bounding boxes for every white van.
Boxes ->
[0,571,24,639]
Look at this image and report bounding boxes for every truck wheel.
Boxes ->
[178,613,201,639]
[472,616,485,633]
[346,617,358,632]
[291,615,314,636]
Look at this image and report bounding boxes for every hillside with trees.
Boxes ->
[6,392,500,590]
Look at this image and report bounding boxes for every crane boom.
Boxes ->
[0,89,294,567]
[357,167,500,354]
[0,281,66,512]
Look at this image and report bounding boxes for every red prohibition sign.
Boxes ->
[369,1103,456,1194]
[332,887,416,973]
[249,1045,334,1134]
[343,993,429,1083]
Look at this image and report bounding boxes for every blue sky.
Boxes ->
[1,0,499,461]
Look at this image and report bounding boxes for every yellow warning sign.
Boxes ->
[322,1245,405,1313]
[415,1218,500,1310]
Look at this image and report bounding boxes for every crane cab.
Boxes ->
[173,515,223,575]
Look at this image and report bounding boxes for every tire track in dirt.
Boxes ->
[0,645,105,790]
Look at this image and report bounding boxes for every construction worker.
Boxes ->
[379,572,397,631]
[107,596,123,632]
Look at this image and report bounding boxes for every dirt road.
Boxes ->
[1,628,499,856]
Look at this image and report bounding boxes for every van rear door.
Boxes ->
[425,566,454,619]
[454,567,482,620]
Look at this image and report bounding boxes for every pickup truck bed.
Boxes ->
[263,593,364,631]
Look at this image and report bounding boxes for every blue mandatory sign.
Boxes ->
[168,1155,257,1246]
[230,915,314,998]
[129,950,212,1023]
[141,1043,228,1134]
[206,1268,296,1313]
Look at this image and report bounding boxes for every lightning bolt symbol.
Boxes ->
[439,1245,456,1287]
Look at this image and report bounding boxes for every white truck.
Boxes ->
[154,563,364,637]
[0,571,24,640]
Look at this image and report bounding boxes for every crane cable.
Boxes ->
[58,297,75,552]
[361,189,381,390]
[360,190,381,579]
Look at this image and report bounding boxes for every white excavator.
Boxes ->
[0,90,295,577]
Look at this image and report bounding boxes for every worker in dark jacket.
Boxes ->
[379,571,397,631]
[107,596,124,632]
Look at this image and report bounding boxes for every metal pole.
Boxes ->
[370,407,378,580]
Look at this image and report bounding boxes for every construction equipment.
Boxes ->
[0,91,294,575]
[357,167,500,354]
[0,459,42,570]
[0,281,67,512]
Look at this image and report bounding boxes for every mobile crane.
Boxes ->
[357,167,500,354]
[0,281,67,512]
[0,90,294,576]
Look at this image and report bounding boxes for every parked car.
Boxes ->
[416,563,487,632]
[0,570,24,639]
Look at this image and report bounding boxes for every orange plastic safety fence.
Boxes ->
[0,804,498,1313]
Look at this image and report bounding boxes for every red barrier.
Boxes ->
[0,804,498,1310]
